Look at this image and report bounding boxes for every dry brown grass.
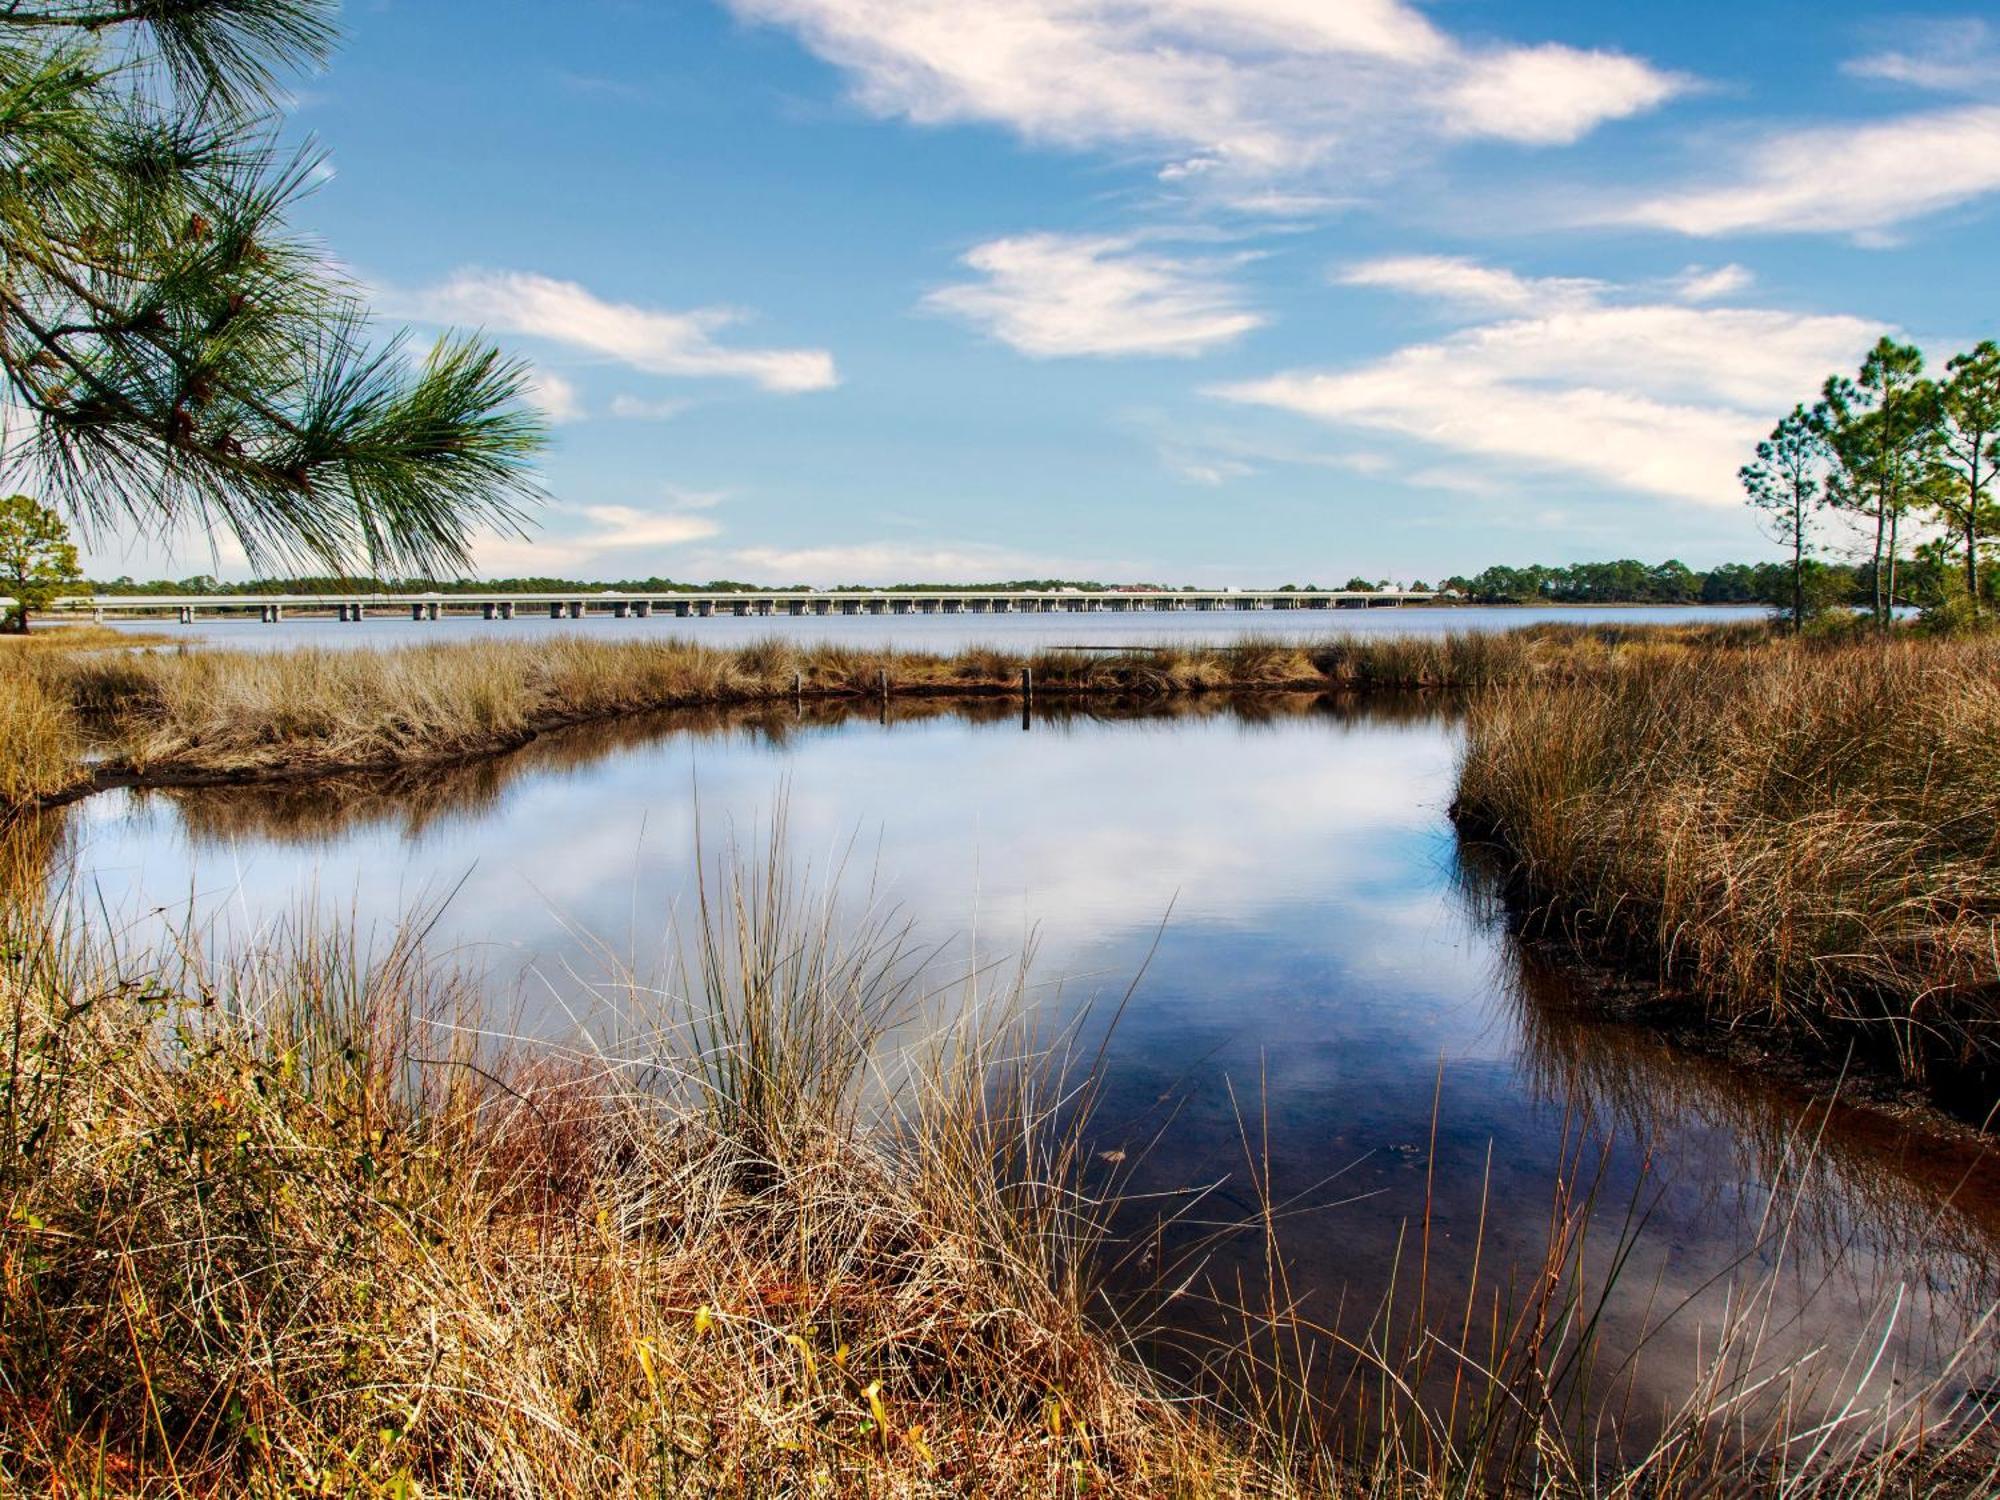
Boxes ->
[4,831,1995,1496]
[0,622,1767,810]
[0,858,1266,1496]
[1456,634,2000,1094]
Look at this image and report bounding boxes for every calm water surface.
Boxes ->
[101,602,1766,653]
[35,693,2000,1445]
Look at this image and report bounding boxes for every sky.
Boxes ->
[81,0,2000,586]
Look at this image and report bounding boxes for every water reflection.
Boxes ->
[29,691,2000,1446]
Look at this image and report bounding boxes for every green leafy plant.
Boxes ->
[0,494,81,632]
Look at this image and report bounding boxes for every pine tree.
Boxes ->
[1819,339,1936,627]
[1933,341,2000,619]
[1739,405,1826,632]
[0,1,544,576]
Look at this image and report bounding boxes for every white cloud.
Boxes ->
[1670,264,1753,303]
[1844,21,1998,95]
[1161,445,1256,485]
[719,540,1067,584]
[607,394,694,421]
[470,494,725,575]
[1617,105,2000,236]
[925,232,1264,358]
[1336,255,1603,314]
[396,269,838,393]
[1213,258,1882,508]
[525,368,585,424]
[1443,45,1683,146]
[574,504,723,550]
[727,0,1683,188]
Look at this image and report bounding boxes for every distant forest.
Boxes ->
[82,561,1895,608]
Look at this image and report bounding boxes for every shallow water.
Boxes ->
[99,601,1766,654]
[31,692,2000,1450]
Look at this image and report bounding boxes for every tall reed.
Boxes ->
[5,836,1994,1494]
[2,622,1767,810]
[1456,635,2000,1095]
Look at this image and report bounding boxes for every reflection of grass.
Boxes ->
[137,690,1442,848]
[8,834,1997,1495]
[1457,635,2000,1102]
[1,842,1254,1493]
[1491,895,2000,1331]
[1,622,1763,810]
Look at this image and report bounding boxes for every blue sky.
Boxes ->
[87,0,2000,585]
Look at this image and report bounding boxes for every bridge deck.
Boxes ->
[61,588,1436,621]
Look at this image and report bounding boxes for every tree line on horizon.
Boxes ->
[61,561,1841,608]
[1741,336,1997,631]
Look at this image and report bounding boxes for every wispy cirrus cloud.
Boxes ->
[1212,257,1882,509]
[1613,105,2000,237]
[715,540,1091,584]
[393,269,838,393]
[1844,19,1999,95]
[925,232,1264,358]
[726,0,1684,194]
[607,394,694,421]
[470,495,725,575]
[1334,255,1604,315]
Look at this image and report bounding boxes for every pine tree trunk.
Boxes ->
[1872,505,1887,626]
[1792,516,1804,632]
[1887,508,1900,622]
[1970,465,1984,619]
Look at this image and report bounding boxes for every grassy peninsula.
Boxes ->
[0,623,1754,810]
[1456,631,2000,1109]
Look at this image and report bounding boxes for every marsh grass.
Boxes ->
[5,833,1997,1495]
[1456,634,2000,1100]
[0,622,1767,811]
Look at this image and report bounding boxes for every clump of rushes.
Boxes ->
[2,622,1768,810]
[0,849,1257,1495]
[5,832,1997,1495]
[1456,634,2000,1096]
[0,667,82,806]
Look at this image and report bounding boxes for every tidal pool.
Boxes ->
[30,693,2000,1453]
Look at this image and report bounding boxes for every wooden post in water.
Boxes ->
[1021,667,1032,732]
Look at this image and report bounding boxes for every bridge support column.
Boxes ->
[733,601,750,616]
[413,603,426,622]
[697,601,714,617]
[178,606,194,624]
[426,601,440,621]
[567,601,583,619]
[613,600,631,620]
[352,603,367,621]
[500,601,514,620]
[549,602,564,620]
[633,600,651,618]
[674,601,691,618]
[482,602,497,621]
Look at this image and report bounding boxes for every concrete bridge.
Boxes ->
[58,589,1437,624]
